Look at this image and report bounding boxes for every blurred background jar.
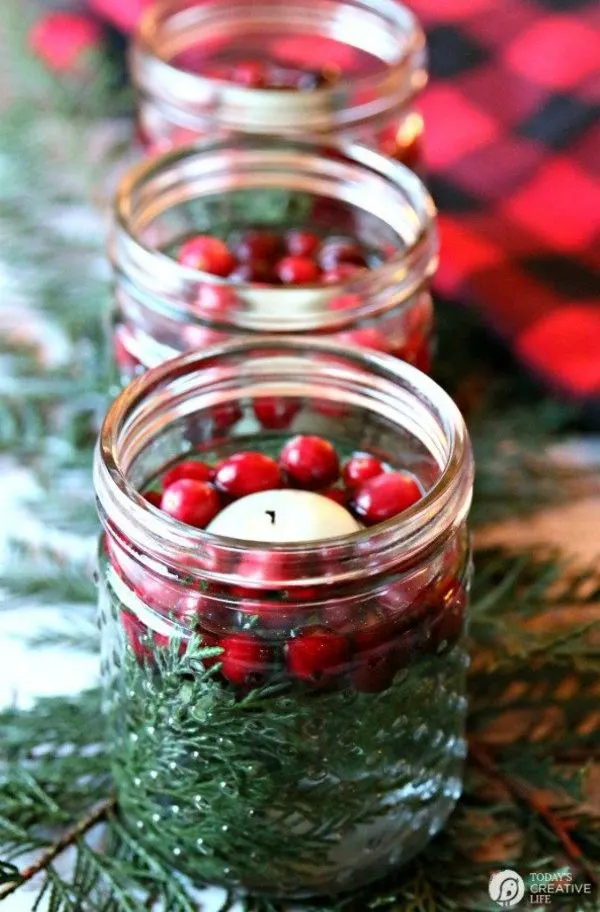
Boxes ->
[95,339,474,898]
[131,0,427,169]
[111,136,438,388]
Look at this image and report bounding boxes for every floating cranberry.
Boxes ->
[161,460,212,489]
[236,550,291,589]
[214,452,282,499]
[144,490,162,508]
[220,634,274,685]
[286,628,350,682]
[232,59,266,88]
[323,265,364,284]
[322,487,347,506]
[233,230,283,263]
[253,397,301,430]
[178,236,235,277]
[212,402,243,431]
[342,453,385,491]
[319,240,367,271]
[351,471,422,526]
[229,261,276,284]
[285,230,320,257]
[160,479,221,528]
[276,255,321,285]
[280,435,340,490]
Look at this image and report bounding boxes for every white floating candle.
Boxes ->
[207,489,362,543]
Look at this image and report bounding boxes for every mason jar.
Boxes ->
[111,136,438,387]
[94,338,474,899]
[131,0,427,168]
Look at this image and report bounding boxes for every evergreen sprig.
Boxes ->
[1,548,599,910]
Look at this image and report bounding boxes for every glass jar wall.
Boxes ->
[111,137,438,387]
[131,0,427,168]
[95,339,474,898]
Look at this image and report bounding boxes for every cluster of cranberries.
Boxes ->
[110,434,465,694]
[144,435,422,530]
[176,229,375,286]
[202,57,338,91]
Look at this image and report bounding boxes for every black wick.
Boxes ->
[265,510,276,525]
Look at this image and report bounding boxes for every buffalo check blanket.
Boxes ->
[411,0,599,404]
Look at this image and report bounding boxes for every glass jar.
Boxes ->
[131,0,427,168]
[95,338,474,899]
[111,136,438,388]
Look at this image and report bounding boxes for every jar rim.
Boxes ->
[112,136,438,335]
[95,339,473,587]
[131,0,427,134]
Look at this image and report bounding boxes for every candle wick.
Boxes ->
[266,510,276,525]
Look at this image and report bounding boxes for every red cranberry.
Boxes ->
[194,284,237,317]
[144,490,162,508]
[327,292,362,311]
[212,402,243,431]
[161,460,212,489]
[342,453,386,491]
[233,230,283,262]
[236,550,291,589]
[322,487,347,506]
[253,397,301,430]
[285,230,320,257]
[275,256,321,285]
[352,625,413,693]
[220,634,274,685]
[178,236,235,277]
[214,452,282,499]
[319,240,367,271]
[351,471,422,526]
[160,479,221,528]
[427,580,466,655]
[323,265,364,284]
[232,59,266,88]
[286,628,350,682]
[29,12,103,74]
[280,435,340,489]
[229,261,277,284]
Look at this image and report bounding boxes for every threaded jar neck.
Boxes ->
[95,339,473,594]
[131,0,427,136]
[112,136,438,335]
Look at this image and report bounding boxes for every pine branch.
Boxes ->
[0,798,116,901]
[469,740,599,890]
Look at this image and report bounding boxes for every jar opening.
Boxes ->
[113,136,438,336]
[132,0,427,134]
[95,339,473,590]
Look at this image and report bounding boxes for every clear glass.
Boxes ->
[111,136,438,387]
[131,0,427,168]
[95,339,474,899]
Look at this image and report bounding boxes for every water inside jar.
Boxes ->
[171,31,385,87]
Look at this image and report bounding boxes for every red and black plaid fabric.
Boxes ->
[77,0,600,403]
[411,0,600,404]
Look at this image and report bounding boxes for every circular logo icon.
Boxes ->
[489,870,525,907]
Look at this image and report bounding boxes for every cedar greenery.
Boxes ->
[1,5,599,910]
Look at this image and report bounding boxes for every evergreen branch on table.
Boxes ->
[1,547,599,910]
